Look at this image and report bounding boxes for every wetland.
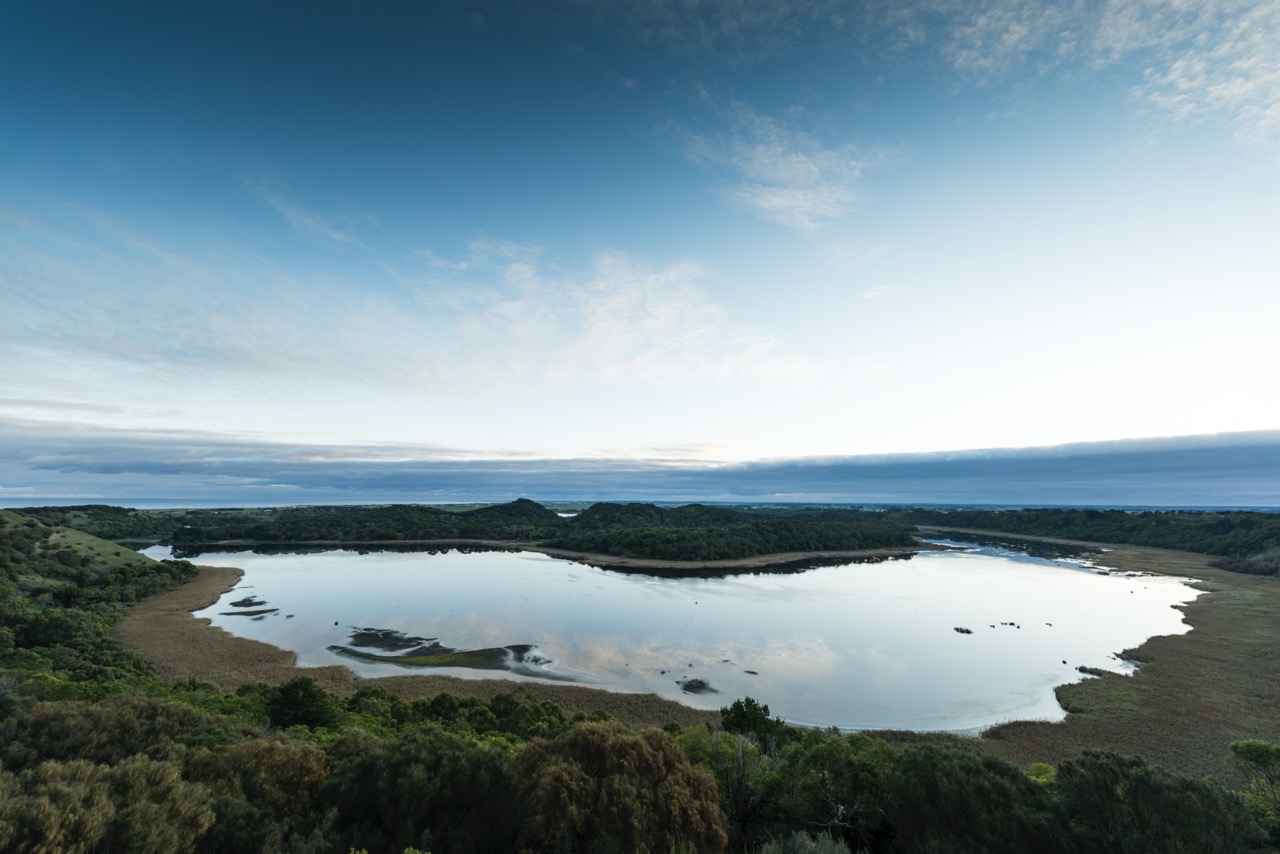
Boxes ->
[144,540,1199,732]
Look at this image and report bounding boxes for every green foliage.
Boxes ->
[773,731,898,851]
[1,695,243,771]
[1055,750,1269,853]
[547,505,916,562]
[0,511,196,700]
[758,832,851,854]
[514,720,729,853]
[678,727,777,847]
[720,697,791,747]
[326,723,519,853]
[885,744,1079,854]
[0,756,215,854]
[264,676,345,730]
[1232,740,1280,842]
[889,507,1280,565]
[31,501,918,563]
[6,505,1279,853]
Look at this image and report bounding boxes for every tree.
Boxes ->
[885,744,1079,854]
[1231,740,1280,845]
[514,721,728,853]
[721,697,790,748]
[773,732,897,851]
[265,677,343,730]
[326,723,518,854]
[1056,750,1268,853]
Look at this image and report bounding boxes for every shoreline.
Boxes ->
[113,563,722,728]
[113,538,1280,779]
[138,537,943,573]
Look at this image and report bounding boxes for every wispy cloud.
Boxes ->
[685,101,882,231]
[446,246,822,385]
[256,186,367,248]
[0,204,818,422]
[860,284,897,300]
[1135,2,1280,154]
[926,0,1280,157]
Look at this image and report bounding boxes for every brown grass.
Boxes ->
[973,545,1280,783]
[113,565,719,729]
[115,541,1280,778]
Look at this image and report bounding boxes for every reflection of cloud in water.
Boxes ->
[845,644,907,685]
[191,546,1200,731]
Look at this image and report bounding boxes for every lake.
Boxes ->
[146,542,1199,732]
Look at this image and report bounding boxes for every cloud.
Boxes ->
[0,205,817,420]
[256,188,366,248]
[446,246,821,385]
[925,0,1280,157]
[860,284,897,300]
[1135,2,1280,153]
[685,102,880,230]
[2,419,1277,506]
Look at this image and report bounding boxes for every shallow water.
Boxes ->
[148,543,1199,732]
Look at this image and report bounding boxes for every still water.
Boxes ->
[147,543,1199,732]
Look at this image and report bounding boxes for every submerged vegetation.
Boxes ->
[3,505,1280,851]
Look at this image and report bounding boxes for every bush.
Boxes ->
[514,721,728,853]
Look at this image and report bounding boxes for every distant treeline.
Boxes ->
[1,509,1276,853]
[23,501,918,562]
[882,507,1280,573]
[20,501,1280,570]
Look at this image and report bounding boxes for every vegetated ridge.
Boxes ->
[26,499,920,562]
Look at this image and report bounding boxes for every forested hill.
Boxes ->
[0,508,197,699]
[544,504,917,561]
[22,501,919,562]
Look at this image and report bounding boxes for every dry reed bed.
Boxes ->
[113,564,719,729]
[114,542,1280,780]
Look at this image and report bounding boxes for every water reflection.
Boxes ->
[151,543,1199,732]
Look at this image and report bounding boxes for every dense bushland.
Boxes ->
[3,508,1277,852]
[25,501,918,562]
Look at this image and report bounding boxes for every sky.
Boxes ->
[2,0,1279,505]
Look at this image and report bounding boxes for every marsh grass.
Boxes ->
[974,545,1280,783]
[113,540,1280,776]
[113,565,720,729]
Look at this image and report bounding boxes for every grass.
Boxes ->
[111,538,1280,776]
[113,565,720,729]
[971,544,1280,783]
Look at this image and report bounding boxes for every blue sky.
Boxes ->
[2,1,1278,504]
